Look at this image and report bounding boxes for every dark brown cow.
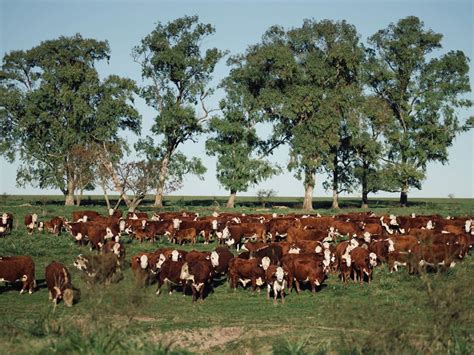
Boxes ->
[408,243,463,274]
[155,260,185,295]
[45,261,77,306]
[211,247,234,275]
[249,244,283,266]
[0,255,36,294]
[180,260,214,302]
[228,258,266,291]
[266,218,298,241]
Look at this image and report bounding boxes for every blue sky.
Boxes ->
[1,0,473,198]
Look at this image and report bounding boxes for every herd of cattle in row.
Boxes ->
[0,209,473,305]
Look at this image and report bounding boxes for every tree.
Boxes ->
[206,79,277,208]
[0,34,141,205]
[132,15,225,208]
[366,16,472,206]
[226,20,363,210]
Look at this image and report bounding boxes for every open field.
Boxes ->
[0,195,473,354]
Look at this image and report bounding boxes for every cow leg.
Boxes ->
[156,279,163,295]
[192,286,197,303]
[273,287,278,305]
[295,280,301,294]
[359,269,364,285]
[267,284,271,300]
[311,280,316,293]
[280,288,285,304]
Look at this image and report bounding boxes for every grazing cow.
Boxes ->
[73,253,122,285]
[24,214,38,234]
[0,213,14,236]
[43,216,66,235]
[265,265,287,304]
[368,239,390,263]
[226,223,267,248]
[266,218,298,241]
[349,247,377,284]
[45,262,78,307]
[228,258,266,291]
[387,235,419,253]
[101,240,126,265]
[82,223,115,250]
[408,244,462,274]
[155,260,185,295]
[0,256,36,294]
[180,261,214,302]
[130,252,161,286]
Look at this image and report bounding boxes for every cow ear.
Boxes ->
[205,256,210,260]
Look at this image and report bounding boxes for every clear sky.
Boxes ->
[1,0,473,198]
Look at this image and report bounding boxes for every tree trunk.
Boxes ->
[331,153,339,209]
[400,183,408,207]
[100,177,111,210]
[98,156,132,207]
[154,155,170,208]
[65,179,75,206]
[226,190,237,208]
[332,189,339,209]
[361,163,369,209]
[302,171,315,210]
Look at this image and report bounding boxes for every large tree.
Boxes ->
[132,15,225,208]
[366,16,472,206]
[206,79,277,208]
[226,20,363,210]
[0,34,141,205]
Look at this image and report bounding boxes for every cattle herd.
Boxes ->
[0,209,473,305]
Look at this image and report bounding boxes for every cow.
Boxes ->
[101,240,126,265]
[73,253,122,285]
[408,243,462,274]
[24,213,38,234]
[266,218,298,241]
[387,250,411,273]
[155,260,185,296]
[387,235,419,253]
[228,258,266,292]
[265,265,287,305]
[71,210,101,223]
[0,213,14,236]
[211,247,235,275]
[249,244,283,266]
[172,228,197,245]
[0,256,36,294]
[43,216,66,235]
[281,254,326,294]
[287,227,330,243]
[349,247,377,284]
[45,261,78,307]
[180,261,215,302]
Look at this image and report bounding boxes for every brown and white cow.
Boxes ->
[0,213,14,236]
[349,247,377,284]
[265,265,288,304]
[45,261,78,307]
[24,214,38,234]
[180,260,214,302]
[228,258,266,291]
[0,255,36,294]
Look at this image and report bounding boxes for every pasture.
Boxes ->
[0,195,473,354]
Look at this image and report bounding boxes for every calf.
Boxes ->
[0,256,36,294]
[24,214,38,234]
[180,261,214,302]
[173,228,197,245]
[265,265,287,304]
[45,261,78,306]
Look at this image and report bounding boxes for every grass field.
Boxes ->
[0,195,473,354]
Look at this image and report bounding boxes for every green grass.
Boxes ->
[0,195,473,354]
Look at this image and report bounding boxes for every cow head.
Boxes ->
[180,263,192,281]
[465,219,472,233]
[210,251,219,268]
[140,255,148,269]
[260,256,271,271]
[369,252,378,267]
[387,239,395,252]
[411,213,416,218]
[119,220,126,232]
[156,253,167,270]
[73,255,88,271]
[108,208,114,216]
[171,250,179,262]
[225,238,235,247]
[363,232,371,243]
[212,211,219,218]
[172,218,182,230]
[63,288,74,307]
[37,221,44,231]
[211,220,218,230]
[275,266,285,283]
[288,246,300,254]
[112,243,121,257]
[350,239,359,249]
[1,213,7,225]
[315,245,323,254]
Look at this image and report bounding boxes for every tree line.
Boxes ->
[1,15,472,210]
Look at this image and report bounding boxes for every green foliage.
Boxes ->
[366,16,472,197]
[132,15,224,203]
[0,34,141,201]
[256,189,276,208]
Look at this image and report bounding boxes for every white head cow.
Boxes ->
[140,255,148,269]
[387,238,395,253]
[108,208,115,216]
[210,251,219,268]
[260,256,271,271]
[369,252,378,267]
[1,213,7,225]
[465,219,472,233]
[363,232,371,243]
[275,266,285,283]
[212,211,219,218]
[211,220,218,230]
[156,253,166,269]
[112,243,121,256]
[171,250,180,262]
[172,218,182,230]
